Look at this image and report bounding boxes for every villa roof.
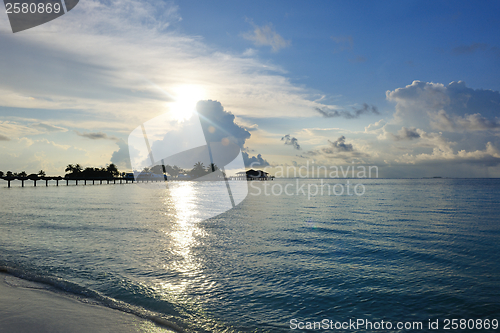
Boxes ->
[237,169,269,177]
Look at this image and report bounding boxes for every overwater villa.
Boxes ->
[235,169,273,181]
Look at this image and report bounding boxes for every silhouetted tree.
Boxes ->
[106,164,119,176]
[38,170,46,177]
[0,171,3,177]
[165,165,183,178]
[189,162,207,178]
[65,164,82,174]
[18,171,27,177]
[6,171,13,177]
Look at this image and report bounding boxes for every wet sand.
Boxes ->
[0,273,174,333]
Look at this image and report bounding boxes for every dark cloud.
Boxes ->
[326,136,353,152]
[0,134,10,141]
[111,140,132,170]
[242,152,270,167]
[196,100,251,148]
[299,136,365,160]
[281,134,301,150]
[76,131,118,140]
[391,127,421,141]
[445,81,500,119]
[316,103,379,119]
[31,123,67,132]
[456,113,500,130]
[197,100,271,167]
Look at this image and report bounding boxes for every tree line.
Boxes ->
[145,162,219,178]
[0,170,46,179]
[0,161,220,180]
[64,164,119,179]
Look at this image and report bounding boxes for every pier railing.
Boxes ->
[0,176,144,188]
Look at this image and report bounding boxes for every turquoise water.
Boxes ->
[0,179,499,332]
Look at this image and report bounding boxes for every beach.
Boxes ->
[0,273,174,333]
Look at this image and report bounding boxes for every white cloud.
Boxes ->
[0,0,352,174]
[395,141,500,166]
[380,80,500,174]
[364,119,385,133]
[386,80,500,131]
[430,110,500,132]
[386,80,449,125]
[0,138,87,174]
[31,123,67,132]
[0,0,330,131]
[242,22,290,52]
[0,121,39,138]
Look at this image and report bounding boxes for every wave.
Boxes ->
[0,265,186,332]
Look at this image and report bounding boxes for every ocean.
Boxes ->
[0,178,499,332]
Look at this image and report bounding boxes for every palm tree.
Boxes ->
[65,164,75,173]
[38,170,46,177]
[190,162,207,178]
[65,164,82,174]
[165,165,178,178]
[106,163,119,176]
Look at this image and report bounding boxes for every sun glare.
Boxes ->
[169,85,206,121]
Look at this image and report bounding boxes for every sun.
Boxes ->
[169,85,206,121]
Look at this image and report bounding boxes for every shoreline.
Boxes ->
[0,272,176,333]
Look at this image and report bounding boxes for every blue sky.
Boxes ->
[178,1,500,97]
[1,0,500,177]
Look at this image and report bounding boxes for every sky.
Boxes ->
[1,0,500,178]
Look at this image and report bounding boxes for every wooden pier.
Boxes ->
[0,176,170,188]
